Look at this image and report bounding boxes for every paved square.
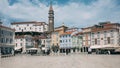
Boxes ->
[1,54,120,68]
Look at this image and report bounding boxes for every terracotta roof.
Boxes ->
[61,31,74,36]
[11,21,36,24]
[103,23,120,26]
[0,25,15,31]
[92,27,117,32]
[11,21,47,25]
[15,35,25,39]
[34,22,47,26]
[72,32,83,36]
[33,36,47,39]
[81,26,92,30]
[55,25,68,29]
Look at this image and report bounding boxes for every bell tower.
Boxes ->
[48,1,54,32]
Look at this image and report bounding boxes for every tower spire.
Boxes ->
[49,0,53,11]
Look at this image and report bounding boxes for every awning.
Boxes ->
[15,47,22,50]
[90,45,120,49]
[27,48,38,50]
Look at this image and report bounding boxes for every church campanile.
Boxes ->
[48,1,54,32]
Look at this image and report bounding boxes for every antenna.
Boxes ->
[0,18,2,25]
[62,22,65,26]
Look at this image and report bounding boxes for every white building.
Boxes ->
[0,22,15,57]
[15,35,33,53]
[11,21,48,32]
[90,22,120,49]
[60,31,74,53]
[72,32,83,51]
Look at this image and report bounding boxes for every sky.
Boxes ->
[0,0,120,28]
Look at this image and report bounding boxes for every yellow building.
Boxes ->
[51,25,68,47]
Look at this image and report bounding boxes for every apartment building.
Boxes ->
[15,35,33,53]
[72,32,83,52]
[90,22,120,49]
[81,27,92,52]
[11,21,48,33]
[51,25,68,47]
[60,31,73,53]
[0,23,15,57]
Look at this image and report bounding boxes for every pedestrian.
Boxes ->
[66,49,68,55]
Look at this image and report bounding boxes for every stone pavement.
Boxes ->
[0,54,120,68]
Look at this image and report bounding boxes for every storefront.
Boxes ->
[1,45,14,56]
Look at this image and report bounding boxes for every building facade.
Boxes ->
[11,21,48,33]
[0,24,15,57]
[60,31,73,53]
[15,35,33,53]
[81,22,120,53]
[72,32,83,52]
[51,25,68,47]
[90,22,120,50]
[81,27,92,52]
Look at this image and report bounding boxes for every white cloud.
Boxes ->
[0,0,120,28]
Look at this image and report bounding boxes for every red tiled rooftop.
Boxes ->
[92,27,117,32]
[11,21,47,25]
[61,31,74,36]
[0,25,15,31]
[15,35,25,39]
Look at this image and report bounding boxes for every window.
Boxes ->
[95,39,97,44]
[1,30,3,34]
[111,39,114,44]
[6,38,8,43]
[26,39,28,41]
[27,24,29,26]
[97,32,100,38]
[16,25,18,27]
[44,40,45,43]
[1,38,4,43]
[22,29,23,32]
[110,30,114,38]
[30,27,32,30]
[57,38,58,41]
[92,33,94,38]
[111,30,113,32]
[24,27,26,30]
[104,40,107,45]
[66,40,67,42]
[16,43,17,47]
[92,41,94,45]
[107,37,110,44]
[20,43,22,46]
[10,39,12,44]
[104,31,107,38]
[60,40,62,43]
[10,32,13,36]
[97,40,100,45]
[19,28,21,30]
[69,35,71,37]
